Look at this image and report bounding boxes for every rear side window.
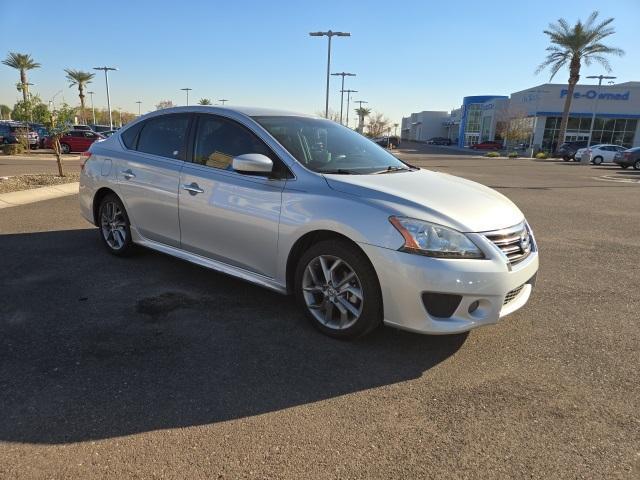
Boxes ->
[136,114,190,159]
[121,122,143,149]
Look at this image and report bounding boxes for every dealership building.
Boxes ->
[401,81,640,149]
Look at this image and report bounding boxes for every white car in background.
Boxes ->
[574,144,627,165]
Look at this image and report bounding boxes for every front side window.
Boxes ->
[253,116,410,174]
[193,115,273,170]
[136,114,190,159]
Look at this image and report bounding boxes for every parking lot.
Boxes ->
[1,147,638,479]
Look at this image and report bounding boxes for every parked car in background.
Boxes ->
[574,144,627,164]
[427,137,452,145]
[101,130,118,137]
[44,130,104,153]
[0,122,39,148]
[79,106,538,339]
[90,124,117,133]
[70,125,94,132]
[613,147,640,170]
[470,141,502,150]
[372,136,400,149]
[555,140,588,161]
[30,123,49,148]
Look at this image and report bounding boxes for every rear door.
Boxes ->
[178,114,286,277]
[116,113,192,247]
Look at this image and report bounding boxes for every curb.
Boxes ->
[0,182,79,209]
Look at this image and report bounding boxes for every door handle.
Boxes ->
[182,182,204,195]
[122,169,136,180]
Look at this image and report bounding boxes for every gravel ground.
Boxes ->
[0,152,638,479]
[0,172,80,194]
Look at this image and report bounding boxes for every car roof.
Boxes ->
[143,105,315,118]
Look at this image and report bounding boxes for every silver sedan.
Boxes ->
[79,106,538,339]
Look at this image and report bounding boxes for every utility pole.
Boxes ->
[136,101,142,116]
[331,72,356,124]
[218,99,228,105]
[87,91,96,125]
[341,89,357,128]
[309,30,351,118]
[181,88,192,106]
[586,75,616,157]
[354,99,368,132]
[93,66,117,129]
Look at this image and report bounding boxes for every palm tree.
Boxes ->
[2,52,41,102]
[198,98,212,105]
[355,107,371,133]
[536,11,623,151]
[64,69,95,124]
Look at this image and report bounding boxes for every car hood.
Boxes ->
[324,169,524,232]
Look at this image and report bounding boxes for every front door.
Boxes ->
[178,114,285,278]
[116,113,191,247]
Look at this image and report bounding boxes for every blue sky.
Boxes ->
[1,0,638,125]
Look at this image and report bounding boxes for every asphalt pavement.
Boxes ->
[0,151,82,177]
[0,153,638,479]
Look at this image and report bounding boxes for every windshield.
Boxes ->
[253,116,412,174]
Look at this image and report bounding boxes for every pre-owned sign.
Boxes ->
[560,89,630,100]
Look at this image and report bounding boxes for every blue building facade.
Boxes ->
[457,95,508,147]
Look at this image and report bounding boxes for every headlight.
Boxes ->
[389,216,484,259]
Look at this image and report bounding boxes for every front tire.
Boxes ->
[294,239,383,339]
[592,156,603,165]
[634,160,640,171]
[98,194,134,256]
[60,143,71,154]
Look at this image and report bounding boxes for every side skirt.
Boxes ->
[132,232,287,295]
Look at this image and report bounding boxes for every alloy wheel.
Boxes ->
[100,201,127,250]
[302,255,364,330]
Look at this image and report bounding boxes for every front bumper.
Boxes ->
[359,235,539,335]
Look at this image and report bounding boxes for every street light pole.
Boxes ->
[218,99,228,105]
[87,91,96,125]
[524,88,550,157]
[136,101,142,116]
[341,89,357,128]
[309,30,351,118]
[93,66,117,129]
[354,99,368,132]
[181,88,192,106]
[331,72,356,124]
[586,75,616,155]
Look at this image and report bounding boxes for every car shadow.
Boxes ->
[0,229,467,444]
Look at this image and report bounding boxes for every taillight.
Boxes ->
[80,151,92,171]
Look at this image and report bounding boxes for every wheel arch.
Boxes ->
[285,229,376,295]
[92,187,119,225]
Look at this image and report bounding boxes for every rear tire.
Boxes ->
[60,143,71,154]
[634,160,640,171]
[97,193,135,256]
[294,239,383,339]
[592,156,603,165]
[562,156,570,162]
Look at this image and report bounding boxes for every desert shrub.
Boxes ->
[535,152,548,159]
[2,143,24,155]
[508,151,519,158]
[484,151,500,157]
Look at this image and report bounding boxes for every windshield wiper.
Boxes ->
[373,166,412,174]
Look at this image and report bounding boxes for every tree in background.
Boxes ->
[156,100,175,110]
[198,98,212,105]
[2,52,41,102]
[536,11,623,151]
[48,104,76,177]
[355,107,370,133]
[12,95,51,124]
[0,104,11,120]
[495,108,532,149]
[365,112,391,138]
[64,69,95,123]
[315,108,341,122]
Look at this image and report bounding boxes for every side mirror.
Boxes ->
[232,153,273,174]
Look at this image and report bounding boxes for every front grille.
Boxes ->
[484,222,533,265]
[503,284,524,305]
